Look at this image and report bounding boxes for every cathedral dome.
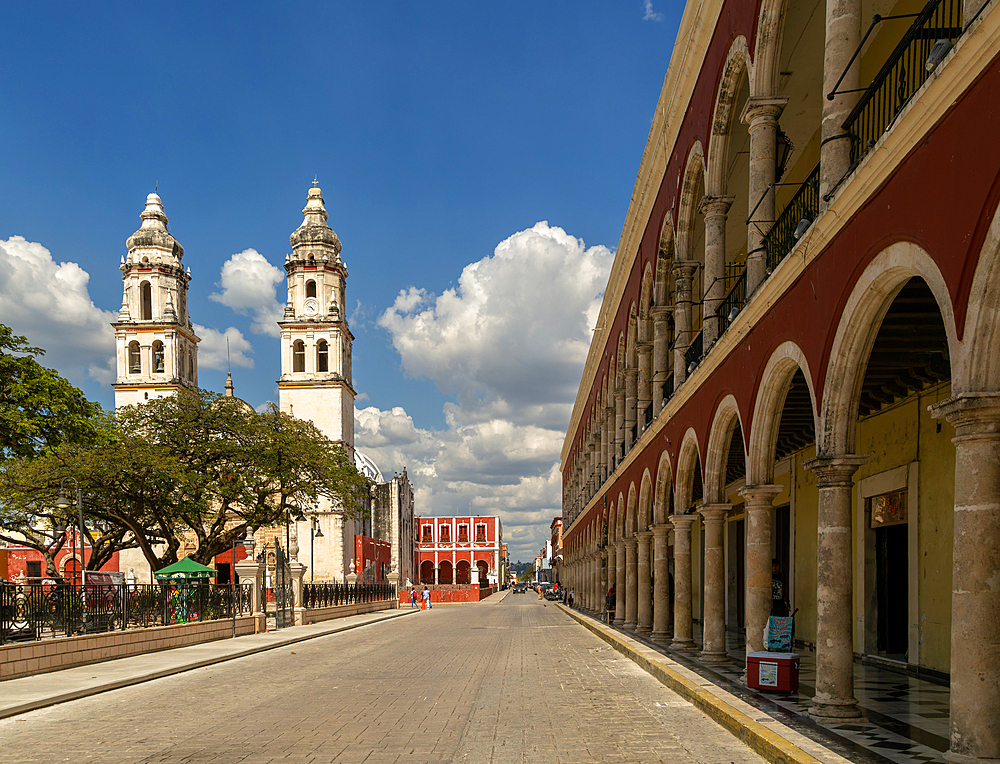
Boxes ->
[354,450,384,483]
[289,185,342,257]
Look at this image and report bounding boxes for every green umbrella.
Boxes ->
[154,556,219,580]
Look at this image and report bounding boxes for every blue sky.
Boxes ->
[0,1,681,562]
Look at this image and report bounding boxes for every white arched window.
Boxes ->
[317,340,329,372]
[152,341,165,373]
[140,281,152,320]
[128,341,141,374]
[306,280,317,298]
[293,340,305,373]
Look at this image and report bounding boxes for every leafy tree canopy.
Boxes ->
[1,388,372,573]
[0,325,103,460]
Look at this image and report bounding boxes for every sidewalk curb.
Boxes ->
[0,609,418,720]
[559,605,824,764]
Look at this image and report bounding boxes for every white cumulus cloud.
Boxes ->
[378,221,612,431]
[364,221,613,562]
[192,324,255,371]
[0,236,117,387]
[643,1,664,22]
[209,249,285,336]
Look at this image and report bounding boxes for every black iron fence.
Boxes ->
[0,581,253,645]
[716,267,747,336]
[844,0,962,169]
[683,329,704,373]
[301,581,396,609]
[764,163,820,273]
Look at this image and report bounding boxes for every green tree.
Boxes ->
[0,325,103,461]
[3,389,373,573]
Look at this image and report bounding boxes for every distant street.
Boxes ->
[0,594,763,764]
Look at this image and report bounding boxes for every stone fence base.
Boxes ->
[0,616,256,681]
[296,598,397,626]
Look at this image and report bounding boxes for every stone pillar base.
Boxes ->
[699,650,730,664]
[636,625,652,634]
[671,638,696,651]
[809,697,864,722]
[650,630,671,644]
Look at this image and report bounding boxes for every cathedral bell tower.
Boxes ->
[112,192,199,409]
[277,181,355,454]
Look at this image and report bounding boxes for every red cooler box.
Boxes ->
[746,651,800,692]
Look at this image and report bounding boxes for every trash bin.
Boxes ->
[746,651,800,692]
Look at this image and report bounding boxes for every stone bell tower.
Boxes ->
[277,181,355,454]
[278,181,358,581]
[112,192,199,409]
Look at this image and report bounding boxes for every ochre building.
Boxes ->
[559,1,1000,761]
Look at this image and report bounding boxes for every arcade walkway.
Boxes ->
[570,605,950,764]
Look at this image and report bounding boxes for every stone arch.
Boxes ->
[819,242,958,454]
[654,450,673,523]
[703,394,747,504]
[625,483,637,537]
[615,491,626,541]
[751,0,789,97]
[961,197,1000,392]
[639,264,655,342]
[673,428,702,513]
[676,142,706,262]
[748,341,818,485]
[626,305,638,367]
[638,470,654,532]
[706,37,752,197]
[140,281,153,320]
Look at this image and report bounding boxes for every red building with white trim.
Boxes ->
[415,516,503,586]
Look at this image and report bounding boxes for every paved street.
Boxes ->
[0,594,764,764]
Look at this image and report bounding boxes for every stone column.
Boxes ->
[651,306,673,416]
[234,557,266,633]
[289,560,307,626]
[651,524,672,642]
[821,0,861,208]
[591,553,599,612]
[672,261,698,389]
[739,485,783,656]
[614,541,626,625]
[965,0,989,26]
[700,196,734,346]
[804,454,867,721]
[614,389,625,464]
[606,542,617,618]
[624,368,638,450]
[605,405,616,475]
[698,505,730,663]
[624,537,639,629]
[600,413,609,483]
[931,393,1000,763]
[635,531,653,632]
[741,98,787,294]
[670,514,697,649]
[600,548,608,613]
[637,342,653,430]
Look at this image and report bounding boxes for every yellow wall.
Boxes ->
[793,446,819,645]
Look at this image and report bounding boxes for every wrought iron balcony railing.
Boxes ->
[843,0,963,170]
[716,267,747,336]
[764,163,820,273]
[683,329,704,373]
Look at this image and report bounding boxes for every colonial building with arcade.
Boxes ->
[560,1,1000,761]
[415,516,503,587]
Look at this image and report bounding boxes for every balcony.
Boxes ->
[842,0,964,172]
[684,329,704,374]
[716,267,747,337]
[764,163,820,273]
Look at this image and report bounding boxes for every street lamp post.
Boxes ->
[310,517,324,583]
[54,478,84,589]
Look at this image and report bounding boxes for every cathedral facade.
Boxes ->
[114,183,412,586]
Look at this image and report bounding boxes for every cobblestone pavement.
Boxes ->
[0,595,764,764]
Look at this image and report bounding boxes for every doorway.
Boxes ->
[876,523,908,656]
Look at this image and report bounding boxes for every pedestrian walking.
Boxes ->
[410,588,418,609]
[605,585,616,623]
[421,586,432,610]
[568,589,574,608]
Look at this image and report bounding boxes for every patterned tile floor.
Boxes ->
[591,614,951,764]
